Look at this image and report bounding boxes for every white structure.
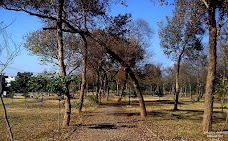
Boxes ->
[5,76,15,87]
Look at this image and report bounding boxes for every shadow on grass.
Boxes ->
[110,112,140,117]
[83,123,136,130]
[145,100,185,106]
[146,109,204,121]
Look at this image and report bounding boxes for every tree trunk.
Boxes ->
[203,1,217,132]
[174,59,181,110]
[62,89,71,126]
[106,84,110,101]
[118,72,128,101]
[56,0,71,127]
[95,70,100,103]
[116,80,119,96]
[78,35,87,113]
[126,67,147,117]
[0,94,14,141]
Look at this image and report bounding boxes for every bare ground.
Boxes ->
[64,101,159,141]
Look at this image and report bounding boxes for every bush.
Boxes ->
[86,95,96,106]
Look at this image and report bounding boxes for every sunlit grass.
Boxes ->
[0,96,97,141]
[122,94,228,141]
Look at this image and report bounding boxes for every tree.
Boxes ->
[1,0,80,126]
[158,2,204,110]
[215,79,228,113]
[157,0,227,131]
[0,22,21,141]
[10,72,33,97]
[217,25,228,84]
[25,30,81,73]
[141,63,162,95]
[195,0,228,132]
[89,27,148,117]
[1,0,150,118]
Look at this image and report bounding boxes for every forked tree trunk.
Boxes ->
[56,0,71,127]
[78,35,87,112]
[203,1,217,132]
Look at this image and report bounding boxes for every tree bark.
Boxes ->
[125,67,147,117]
[96,70,100,103]
[174,54,182,110]
[106,84,110,101]
[78,35,87,112]
[56,0,71,127]
[203,1,217,133]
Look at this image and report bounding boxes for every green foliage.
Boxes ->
[10,72,33,94]
[110,82,116,92]
[215,79,228,99]
[9,72,80,97]
[86,95,96,106]
[215,79,228,110]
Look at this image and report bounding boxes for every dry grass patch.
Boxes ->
[122,94,228,141]
[0,96,97,141]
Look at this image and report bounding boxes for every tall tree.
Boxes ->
[157,0,227,131]
[158,2,204,110]
[1,0,96,126]
[195,0,228,132]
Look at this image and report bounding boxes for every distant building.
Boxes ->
[1,76,15,96]
[5,76,15,87]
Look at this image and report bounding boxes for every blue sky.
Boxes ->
[0,1,173,76]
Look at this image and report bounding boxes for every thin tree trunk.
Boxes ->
[95,70,100,103]
[62,87,71,126]
[118,72,128,101]
[116,80,119,96]
[174,59,181,110]
[1,95,14,141]
[56,0,71,127]
[106,84,110,101]
[203,1,217,132]
[78,35,87,113]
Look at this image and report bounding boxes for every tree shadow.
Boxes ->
[110,112,140,117]
[84,123,136,130]
[145,100,185,106]
[87,123,117,129]
[147,109,204,121]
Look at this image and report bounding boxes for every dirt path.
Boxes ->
[65,101,159,141]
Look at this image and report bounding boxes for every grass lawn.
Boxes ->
[122,94,228,141]
[0,95,97,141]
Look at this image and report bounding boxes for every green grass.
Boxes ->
[0,96,97,141]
